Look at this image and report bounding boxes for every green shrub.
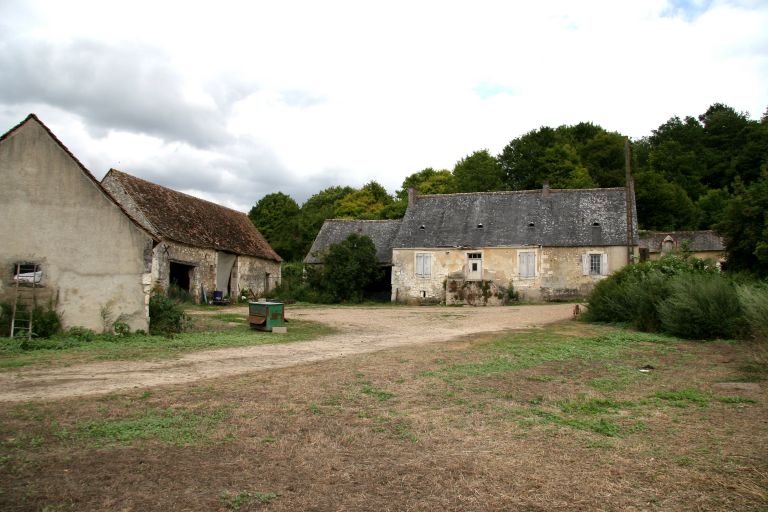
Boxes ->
[658,274,746,339]
[0,303,62,339]
[168,283,194,304]
[149,294,187,334]
[0,303,11,337]
[31,305,62,338]
[65,326,97,342]
[737,283,768,339]
[585,255,720,327]
[315,234,381,303]
[113,321,131,336]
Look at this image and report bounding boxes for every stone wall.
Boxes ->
[391,245,633,304]
[152,243,280,302]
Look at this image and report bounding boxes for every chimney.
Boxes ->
[407,187,417,208]
[542,181,550,197]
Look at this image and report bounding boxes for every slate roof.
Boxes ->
[393,188,638,248]
[639,230,724,254]
[304,219,403,264]
[102,169,281,261]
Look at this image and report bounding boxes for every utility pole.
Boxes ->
[625,138,635,264]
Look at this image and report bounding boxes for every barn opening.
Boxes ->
[169,262,194,292]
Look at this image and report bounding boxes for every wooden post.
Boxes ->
[625,138,635,264]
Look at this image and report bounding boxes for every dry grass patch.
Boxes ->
[0,322,766,511]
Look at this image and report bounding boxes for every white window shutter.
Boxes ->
[582,254,589,275]
[425,254,431,276]
[601,253,608,275]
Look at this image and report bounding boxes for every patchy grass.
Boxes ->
[0,322,765,511]
[0,316,334,369]
[54,406,232,447]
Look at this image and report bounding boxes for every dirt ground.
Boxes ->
[1,305,766,511]
[0,304,574,402]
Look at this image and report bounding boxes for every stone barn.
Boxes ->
[391,185,638,304]
[304,219,402,299]
[0,115,156,332]
[102,169,281,303]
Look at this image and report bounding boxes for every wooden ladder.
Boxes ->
[10,263,38,340]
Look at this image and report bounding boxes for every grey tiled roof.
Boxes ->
[393,188,638,248]
[639,230,724,253]
[304,220,403,264]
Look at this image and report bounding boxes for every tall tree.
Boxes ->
[499,126,559,190]
[248,192,301,261]
[716,173,768,276]
[334,181,393,219]
[634,172,698,230]
[453,149,505,192]
[396,167,456,199]
[297,186,355,258]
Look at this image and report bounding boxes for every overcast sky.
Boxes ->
[1,0,766,211]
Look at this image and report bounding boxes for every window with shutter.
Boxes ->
[519,252,535,278]
[415,253,432,278]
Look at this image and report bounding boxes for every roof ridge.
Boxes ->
[325,218,402,223]
[418,187,627,199]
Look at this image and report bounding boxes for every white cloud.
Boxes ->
[0,0,766,209]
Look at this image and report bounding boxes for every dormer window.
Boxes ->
[592,222,601,227]
[419,225,426,230]
[477,223,483,229]
[528,222,535,228]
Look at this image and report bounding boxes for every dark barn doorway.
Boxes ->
[169,262,194,292]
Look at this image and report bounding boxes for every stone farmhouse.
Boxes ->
[0,115,156,332]
[306,185,639,305]
[102,169,282,303]
[638,230,725,263]
[391,186,638,304]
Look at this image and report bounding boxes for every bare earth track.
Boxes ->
[0,304,573,402]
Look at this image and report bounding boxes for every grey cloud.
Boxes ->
[0,37,237,148]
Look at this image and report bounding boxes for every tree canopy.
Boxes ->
[247,102,768,270]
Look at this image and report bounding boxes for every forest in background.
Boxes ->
[248,103,768,275]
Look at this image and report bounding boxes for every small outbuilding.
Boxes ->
[638,230,725,263]
[304,219,402,298]
[102,169,282,303]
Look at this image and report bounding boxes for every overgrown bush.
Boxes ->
[737,283,768,339]
[149,293,187,334]
[658,274,746,339]
[584,254,768,340]
[0,303,11,337]
[0,303,62,339]
[316,234,381,302]
[31,305,63,338]
[63,326,96,342]
[168,283,194,304]
[584,255,716,331]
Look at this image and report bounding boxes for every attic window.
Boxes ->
[528,222,535,228]
[592,222,601,227]
[477,223,483,229]
[419,225,426,230]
